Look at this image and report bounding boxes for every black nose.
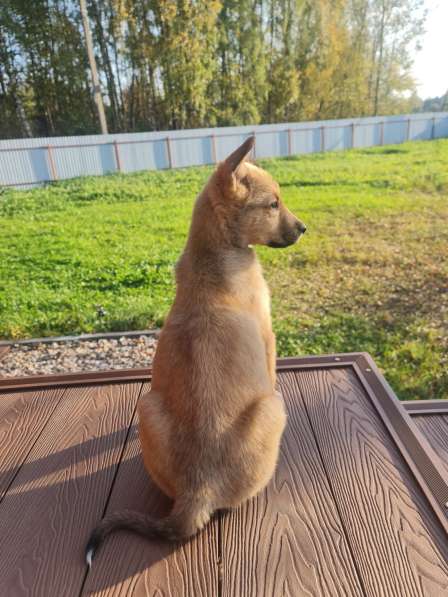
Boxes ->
[297,221,307,234]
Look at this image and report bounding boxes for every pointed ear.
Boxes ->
[224,136,255,172]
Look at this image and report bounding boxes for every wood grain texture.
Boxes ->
[296,367,448,597]
[0,387,66,499]
[413,415,448,479]
[219,370,365,597]
[82,384,220,597]
[0,381,143,597]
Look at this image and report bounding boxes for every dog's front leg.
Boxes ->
[265,330,277,388]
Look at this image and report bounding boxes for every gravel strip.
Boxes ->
[0,333,159,377]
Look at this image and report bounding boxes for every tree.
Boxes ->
[420,91,448,113]
[263,0,299,123]
[211,0,268,126]
[0,0,429,139]
[80,0,108,133]
[368,0,426,115]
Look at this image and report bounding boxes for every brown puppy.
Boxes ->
[86,137,306,565]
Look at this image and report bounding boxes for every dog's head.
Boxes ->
[213,137,306,249]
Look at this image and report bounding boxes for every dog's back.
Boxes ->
[86,138,306,565]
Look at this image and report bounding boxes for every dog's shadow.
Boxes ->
[78,424,202,594]
[81,442,190,594]
[1,424,197,593]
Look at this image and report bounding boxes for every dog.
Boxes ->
[86,136,306,566]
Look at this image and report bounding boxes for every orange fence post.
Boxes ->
[166,137,173,168]
[320,126,325,152]
[287,129,292,155]
[379,121,385,145]
[210,134,217,163]
[113,141,122,172]
[47,145,58,180]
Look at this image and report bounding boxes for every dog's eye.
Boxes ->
[270,200,279,209]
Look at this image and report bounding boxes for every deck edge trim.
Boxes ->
[0,367,152,391]
[0,354,366,391]
[351,354,448,536]
[403,400,448,415]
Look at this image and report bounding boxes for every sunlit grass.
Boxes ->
[1,139,447,399]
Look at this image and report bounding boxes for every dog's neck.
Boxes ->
[186,191,255,258]
[175,194,259,296]
[182,234,256,280]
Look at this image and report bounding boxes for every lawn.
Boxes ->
[1,139,447,400]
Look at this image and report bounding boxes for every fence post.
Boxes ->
[210,134,217,163]
[379,121,385,146]
[252,131,257,159]
[113,140,122,172]
[287,129,292,156]
[431,117,436,139]
[406,118,411,141]
[165,137,173,168]
[46,145,58,181]
[320,126,325,152]
[351,123,355,149]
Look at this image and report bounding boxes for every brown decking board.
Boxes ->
[0,355,447,596]
[219,369,364,597]
[82,385,221,597]
[296,366,448,596]
[0,381,143,596]
[0,387,66,500]
[408,414,448,481]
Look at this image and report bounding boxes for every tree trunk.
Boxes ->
[373,1,387,116]
[90,1,120,130]
[79,0,108,133]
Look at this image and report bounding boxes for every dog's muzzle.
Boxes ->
[268,221,306,248]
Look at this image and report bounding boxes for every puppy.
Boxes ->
[86,137,306,565]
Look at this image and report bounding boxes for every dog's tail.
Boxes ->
[85,494,212,567]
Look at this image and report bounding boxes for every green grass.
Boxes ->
[1,139,447,400]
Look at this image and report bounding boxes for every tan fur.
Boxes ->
[85,137,306,563]
[139,138,305,517]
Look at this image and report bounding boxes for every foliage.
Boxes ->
[0,0,427,138]
[1,139,447,401]
[419,91,448,113]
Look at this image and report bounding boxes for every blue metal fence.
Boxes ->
[0,112,447,189]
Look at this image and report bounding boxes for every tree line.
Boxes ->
[0,0,428,139]
[420,92,448,113]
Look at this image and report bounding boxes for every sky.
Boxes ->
[412,0,448,98]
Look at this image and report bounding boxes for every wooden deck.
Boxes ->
[0,353,447,596]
